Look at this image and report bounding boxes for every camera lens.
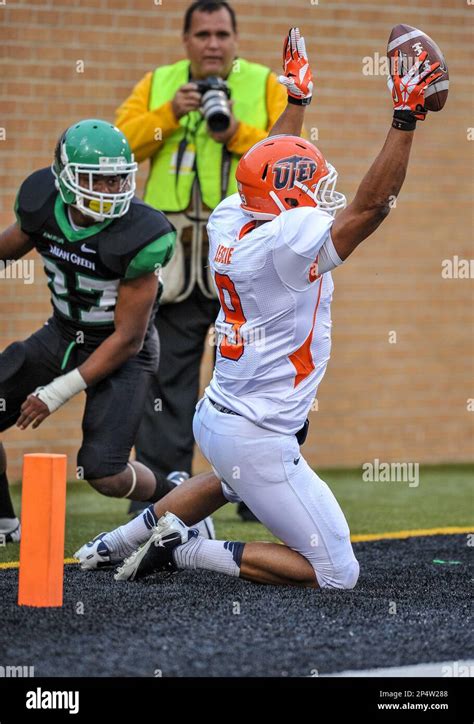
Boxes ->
[201,89,231,133]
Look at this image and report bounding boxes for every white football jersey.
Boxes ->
[206,193,343,435]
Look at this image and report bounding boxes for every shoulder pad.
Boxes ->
[16,168,57,233]
[99,198,176,276]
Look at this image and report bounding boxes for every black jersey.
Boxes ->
[15,168,176,347]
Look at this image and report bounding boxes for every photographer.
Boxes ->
[115,1,286,518]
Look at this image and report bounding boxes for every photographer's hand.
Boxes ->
[171,83,202,120]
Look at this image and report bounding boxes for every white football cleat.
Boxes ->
[74,533,123,570]
[114,512,196,582]
[0,517,21,543]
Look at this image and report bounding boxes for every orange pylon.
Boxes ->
[18,453,67,607]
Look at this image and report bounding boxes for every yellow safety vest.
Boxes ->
[144,58,269,212]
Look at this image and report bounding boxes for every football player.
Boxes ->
[0,119,214,543]
[75,29,442,588]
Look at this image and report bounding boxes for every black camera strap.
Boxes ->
[174,113,205,220]
[221,146,232,201]
[188,67,232,202]
[175,136,189,182]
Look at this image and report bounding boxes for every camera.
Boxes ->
[195,76,232,133]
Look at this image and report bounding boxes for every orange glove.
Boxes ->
[389,50,442,130]
[278,27,313,105]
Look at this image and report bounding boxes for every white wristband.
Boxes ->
[33,369,87,413]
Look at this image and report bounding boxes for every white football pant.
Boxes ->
[193,397,359,589]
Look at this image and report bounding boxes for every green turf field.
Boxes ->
[1,464,472,564]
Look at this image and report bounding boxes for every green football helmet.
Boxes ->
[52,119,137,221]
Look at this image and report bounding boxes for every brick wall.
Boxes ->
[1,0,473,480]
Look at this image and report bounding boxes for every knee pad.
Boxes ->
[77,445,101,481]
[77,444,122,481]
[317,558,360,590]
[340,559,360,590]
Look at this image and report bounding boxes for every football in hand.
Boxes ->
[387,24,449,111]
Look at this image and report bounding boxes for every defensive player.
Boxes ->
[75,29,442,588]
[0,119,214,542]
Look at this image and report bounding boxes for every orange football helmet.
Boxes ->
[236,135,346,220]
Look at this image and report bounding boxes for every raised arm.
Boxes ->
[331,50,442,261]
[268,27,313,138]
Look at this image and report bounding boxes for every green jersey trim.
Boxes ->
[124,231,176,280]
[60,340,77,370]
[54,196,113,242]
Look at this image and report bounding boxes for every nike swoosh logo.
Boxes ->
[293,457,300,465]
[81,244,97,254]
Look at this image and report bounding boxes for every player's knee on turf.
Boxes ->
[316,558,360,590]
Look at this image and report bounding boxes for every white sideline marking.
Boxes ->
[324,659,474,677]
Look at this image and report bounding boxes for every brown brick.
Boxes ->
[1,0,473,480]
